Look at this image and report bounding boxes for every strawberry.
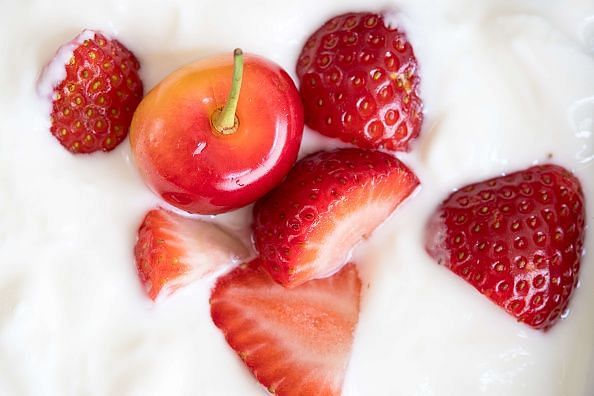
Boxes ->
[210,259,361,396]
[134,208,248,300]
[253,148,419,288]
[425,164,585,330]
[296,12,422,152]
[41,30,143,153]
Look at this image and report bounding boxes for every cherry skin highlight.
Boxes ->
[130,50,304,214]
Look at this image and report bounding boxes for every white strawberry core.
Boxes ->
[300,199,397,282]
[154,211,249,300]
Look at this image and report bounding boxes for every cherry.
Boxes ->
[130,49,304,214]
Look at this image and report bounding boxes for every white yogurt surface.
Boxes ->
[1,0,594,395]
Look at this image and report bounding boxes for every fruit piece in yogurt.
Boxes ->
[210,259,361,396]
[134,208,248,300]
[130,49,304,215]
[253,148,419,288]
[425,164,585,330]
[40,30,143,154]
[296,12,422,152]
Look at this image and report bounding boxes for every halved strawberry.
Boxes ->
[39,30,143,153]
[134,208,248,300]
[210,260,361,396]
[425,164,585,330]
[253,148,419,288]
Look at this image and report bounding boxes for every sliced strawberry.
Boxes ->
[134,208,248,300]
[296,12,423,151]
[210,260,361,396]
[425,164,585,330]
[253,148,419,288]
[40,30,143,153]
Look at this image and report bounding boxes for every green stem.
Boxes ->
[213,48,243,134]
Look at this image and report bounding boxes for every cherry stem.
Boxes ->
[213,48,244,135]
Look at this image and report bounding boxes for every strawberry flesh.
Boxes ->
[134,208,248,300]
[253,148,419,288]
[45,30,143,153]
[425,164,585,330]
[297,12,423,151]
[210,260,361,396]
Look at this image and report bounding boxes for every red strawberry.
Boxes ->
[296,12,422,151]
[425,164,585,330]
[253,148,419,288]
[41,30,143,153]
[134,208,248,300]
[210,259,361,396]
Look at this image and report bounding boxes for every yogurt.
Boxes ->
[0,0,593,395]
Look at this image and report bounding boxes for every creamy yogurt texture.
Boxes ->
[1,0,594,395]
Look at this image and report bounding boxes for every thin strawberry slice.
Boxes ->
[210,260,361,396]
[134,208,248,300]
[253,148,419,288]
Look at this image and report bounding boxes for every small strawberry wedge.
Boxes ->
[134,208,248,300]
[253,148,419,288]
[425,164,585,330]
[210,260,361,396]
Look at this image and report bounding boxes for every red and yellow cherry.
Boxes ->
[130,49,304,215]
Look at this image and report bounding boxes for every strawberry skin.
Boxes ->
[134,208,248,300]
[296,12,423,151]
[210,260,361,396]
[46,30,143,153]
[253,148,419,288]
[425,164,585,330]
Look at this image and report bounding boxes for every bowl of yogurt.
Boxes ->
[0,0,593,394]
